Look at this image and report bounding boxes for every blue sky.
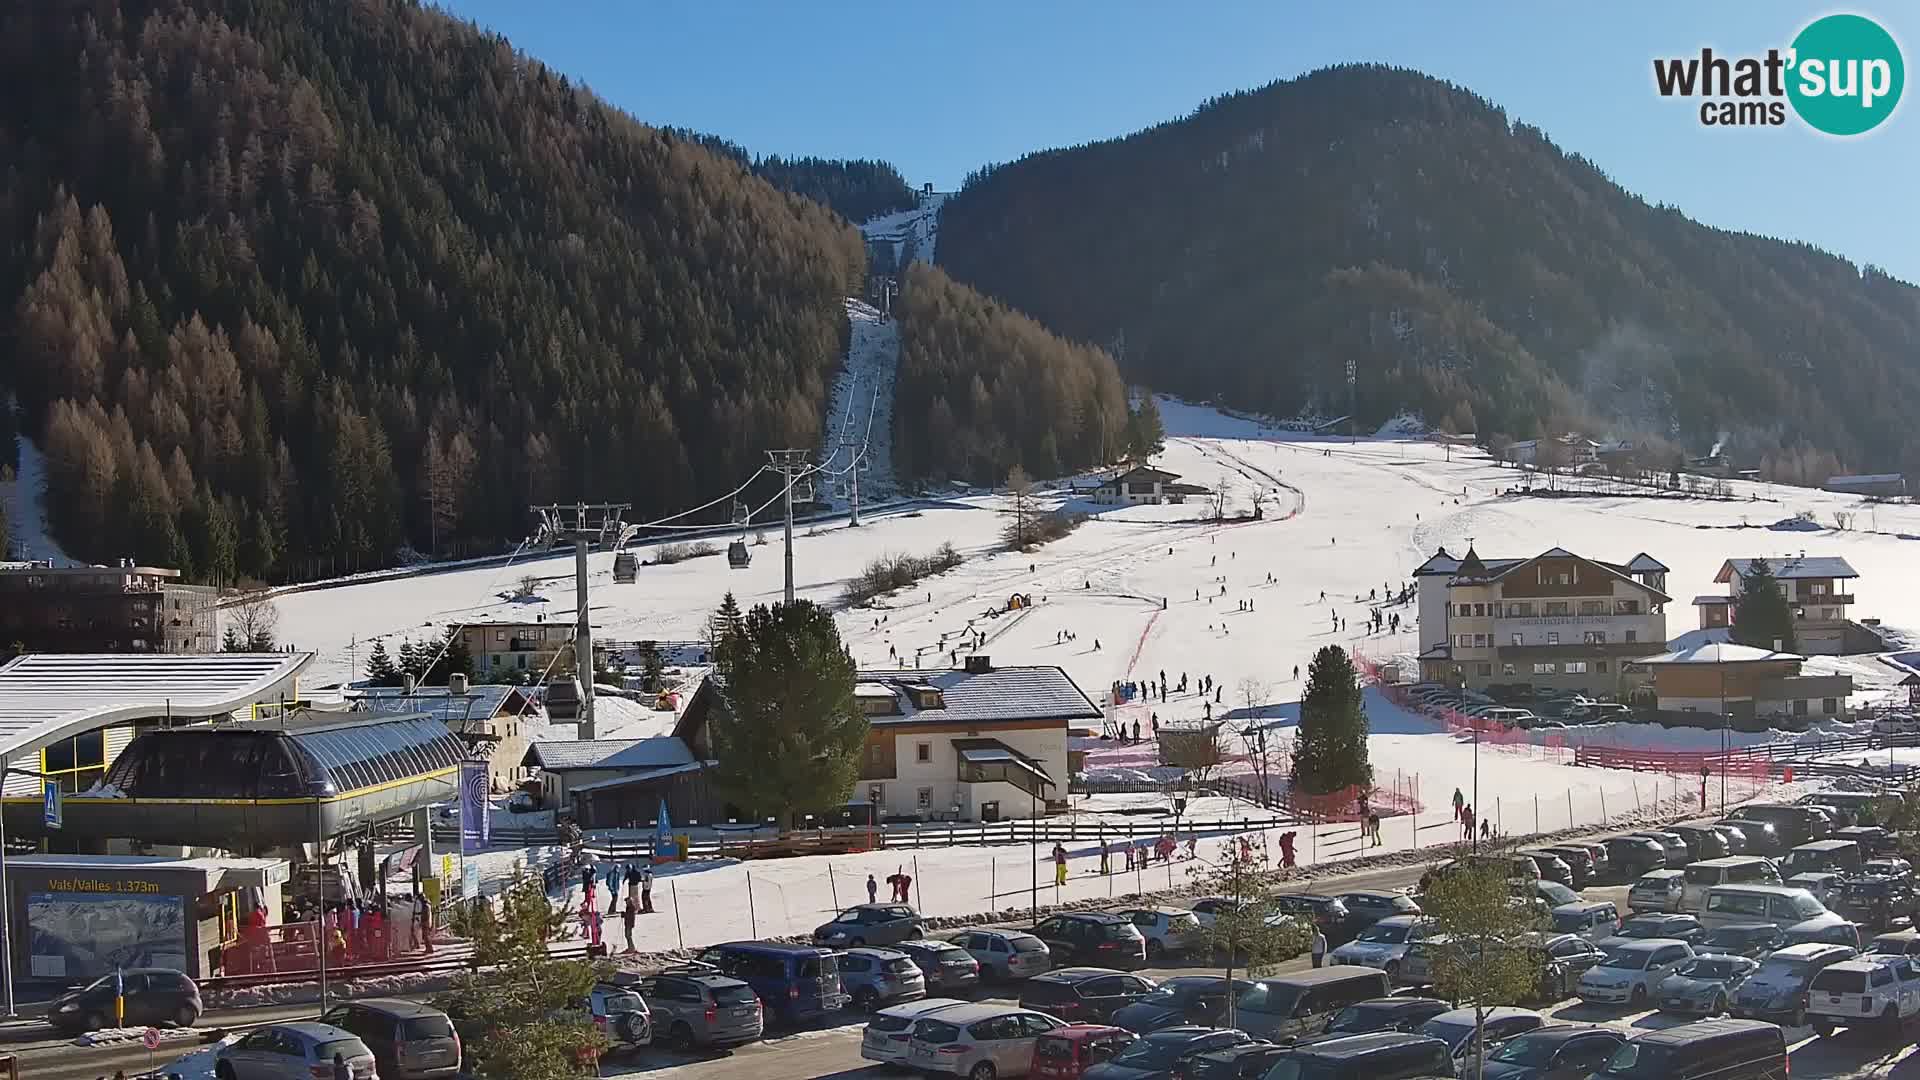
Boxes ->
[440,1,1917,281]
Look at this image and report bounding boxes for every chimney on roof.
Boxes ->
[1774,639,1783,652]
[965,654,992,674]
[403,673,417,694]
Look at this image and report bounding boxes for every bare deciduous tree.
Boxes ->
[224,589,281,651]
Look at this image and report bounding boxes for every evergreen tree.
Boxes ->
[708,600,866,826]
[709,592,745,671]
[635,640,665,692]
[221,625,244,652]
[183,488,238,587]
[397,639,422,681]
[241,510,281,581]
[428,627,474,685]
[1731,559,1798,653]
[1292,645,1372,795]
[365,639,400,687]
[1127,395,1166,457]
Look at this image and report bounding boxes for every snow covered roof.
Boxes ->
[855,665,1101,726]
[0,652,313,761]
[1624,553,1670,573]
[1103,465,1182,486]
[1717,557,1859,582]
[523,736,696,772]
[1692,595,1733,607]
[1632,642,1804,665]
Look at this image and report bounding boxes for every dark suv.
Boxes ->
[1018,967,1158,1023]
[1605,836,1666,880]
[1031,913,1148,968]
[635,966,765,1050]
[1273,895,1356,945]
[321,999,461,1080]
[48,969,202,1032]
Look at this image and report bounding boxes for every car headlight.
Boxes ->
[58,1002,77,1012]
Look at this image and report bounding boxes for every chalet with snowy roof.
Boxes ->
[1630,641,1853,727]
[1413,546,1670,698]
[521,735,718,828]
[1091,465,1210,506]
[1694,556,1861,655]
[1823,473,1906,499]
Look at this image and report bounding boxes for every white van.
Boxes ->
[1682,858,1783,912]
[1701,884,1844,935]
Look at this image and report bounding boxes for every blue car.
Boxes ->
[693,941,849,1024]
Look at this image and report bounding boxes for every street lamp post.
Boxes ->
[1721,713,1730,815]
[309,779,332,1015]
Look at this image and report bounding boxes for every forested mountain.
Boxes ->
[894,262,1132,484]
[668,130,917,224]
[0,0,867,582]
[938,65,1920,480]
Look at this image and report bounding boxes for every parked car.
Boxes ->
[898,938,984,995]
[1327,915,1434,981]
[1593,1019,1785,1080]
[951,929,1054,981]
[1669,824,1732,863]
[1783,918,1863,951]
[840,946,929,1011]
[1030,1024,1138,1080]
[1231,967,1391,1042]
[1417,1006,1545,1067]
[1518,932,1610,1002]
[1108,976,1250,1034]
[1478,1024,1628,1080]
[1322,996,1452,1036]
[1607,837,1667,880]
[1682,857,1783,912]
[863,999,973,1067]
[1032,914,1149,969]
[1541,846,1597,889]
[1626,870,1685,913]
[1272,895,1356,945]
[215,1022,377,1080]
[1606,912,1705,948]
[1188,897,1241,929]
[1550,902,1620,943]
[1783,840,1864,879]
[1019,968,1160,1024]
[1832,875,1919,933]
[635,966,765,1050]
[1627,831,1692,869]
[693,941,847,1024]
[319,999,461,1080]
[1730,804,1831,847]
[906,1002,1068,1078]
[1114,907,1203,961]
[1519,851,1575,887]
[1179,1043,1290,1080]
[1805,955,1920,1036]
[1708,822,1752,855]
[1863,856,1913,880]
[48,968,202,1032]
[1699,884,1842,934]
[1786,871,1844,906]
[1257,1033,1453,1080]
[1335,890,1423,935]
[1715,817,1784,856]
[1083,1026,1251,1080]
[1694,922,1784,960]
[1866,929,1920,958]
[813,903,926,947]
[1576,939,1694,1007]
[1835,826,1896,857]
[1654,954,1759,1017]
[1730,941,1858,1025]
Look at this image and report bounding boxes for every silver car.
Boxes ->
[1576,939,1694,1007]
[1328,915,1433,982]
[862,998,971,1066]
[1655,954,1759,1016]
[907,1002,1067,1078]
[949,929,1052,980]
[636,967,764,1050]
[215,1022,377,1080]
[1114,906,1203,961]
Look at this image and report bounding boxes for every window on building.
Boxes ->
[1583,630,1606,645]
[1502,664,1517,676]
[1579,600,1605,616]
[1793,699,1809,717]
[1614,599,1641,615]
[42,729,108,794]
[1473,634,1490,648]
[1473,604,1486,617]
[1811,583,1828,597]
[869,744,886,766]
[1457,603,1472,617]
[1533,662,1557,674]
[1547,632,1560,646]
[916,743,931,763]
[1624,630,1637,643]
[1455,634,1472,649]
[1822,698,1838,715]
[495,630,506,642]
[1595,661,1609,673]
[1477,664,1492,677]
[1510,632,1524,647]
[1508,602,1535,618]
[917,787,933,809]
[1545,601,1570,616]
[1564,662,1588,674]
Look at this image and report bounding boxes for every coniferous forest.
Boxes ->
[937,65,1920,481]
[0,0,867,581]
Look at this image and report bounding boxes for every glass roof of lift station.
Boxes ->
[102,712,466,800]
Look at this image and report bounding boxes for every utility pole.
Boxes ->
[843,440,862,527]
[765,451,813,606]
[530,501,629,739]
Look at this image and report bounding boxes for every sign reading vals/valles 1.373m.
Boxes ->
[1653,13,1905,134]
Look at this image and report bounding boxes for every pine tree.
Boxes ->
[397,639,421,680]
[365,639,400,687]
[635,640,665,692]
[1127,395,1166,457]
[428,627,474,685]
[1731,559,1798,653]
[708,600,866,826]
[710,592,745,671]
[1292,645,1373,795]
[221,625,244,652]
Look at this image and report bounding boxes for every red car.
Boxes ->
[1032,1024,1136,1079]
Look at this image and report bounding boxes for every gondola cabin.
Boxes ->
[544,676,583,721]
[727,541,751,569]
[612,552,638,583]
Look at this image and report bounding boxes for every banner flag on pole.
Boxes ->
[459,762,490,855]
